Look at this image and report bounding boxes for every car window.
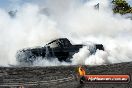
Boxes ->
[48,41,58,48]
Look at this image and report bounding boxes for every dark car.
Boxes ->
[16,38,104,65]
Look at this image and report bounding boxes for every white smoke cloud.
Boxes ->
[0,3,61,66]
[0,0,132,66]
[72,46,90,65]
[72,46,109,65]
[33,57,70,66]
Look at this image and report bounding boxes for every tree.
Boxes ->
[112,0,132,14]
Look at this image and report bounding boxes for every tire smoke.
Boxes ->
[0,0,132,66]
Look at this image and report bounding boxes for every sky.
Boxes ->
[0,0,132,9]
[127,0,132,6]
[0,0,46,9]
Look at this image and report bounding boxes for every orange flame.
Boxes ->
[78,66,86,76]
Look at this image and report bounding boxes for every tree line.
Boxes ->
[112,0,132,14]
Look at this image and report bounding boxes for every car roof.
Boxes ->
[46,38,69,45]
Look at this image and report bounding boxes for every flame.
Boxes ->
[78,66,86,76]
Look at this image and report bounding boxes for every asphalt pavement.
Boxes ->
[0,62,132,88]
